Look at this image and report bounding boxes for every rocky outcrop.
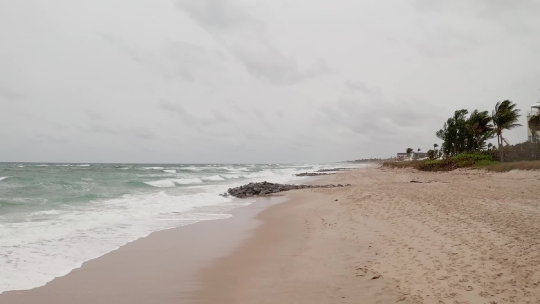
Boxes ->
[316,168,353,172]
[227,181,350,198]
[295,172,335,177]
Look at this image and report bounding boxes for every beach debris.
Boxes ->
[466,286,474,291]
[227,181,349,198]
[295,172,336,177]
[410,180,433,183]
[335,199,338,201]
[371,274,382,280]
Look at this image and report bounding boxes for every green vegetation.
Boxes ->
[384,152,498,171]
[492,100,522,161]
[389,99,540,172]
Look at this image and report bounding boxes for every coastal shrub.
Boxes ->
[452,153,497,167]
[384,152,498,172]
[417,159,457,171]
[485,160,540,172]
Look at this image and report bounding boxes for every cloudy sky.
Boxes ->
[1,0,539,163]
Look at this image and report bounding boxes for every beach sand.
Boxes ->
[3,166,540,303]
[197,166,540,304]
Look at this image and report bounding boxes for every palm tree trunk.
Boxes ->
[498,134,503,162]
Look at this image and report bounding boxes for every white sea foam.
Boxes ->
[81,178,93,181]
[0,191,237,294]
[163,169,176,174]
[35,165,49,167]
[77,164,90,167]
[29,210,61,216]
[118,167,131,170]
[226,167,249,172]
[182,166,203,171]
[171,178,204,185]
[143,180,176,188]
[56,165,71,167]
[0,176,12,182]
[0,163,337,294]
[202,175,225,181]
[242,170,276,179]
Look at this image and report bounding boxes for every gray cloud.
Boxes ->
[99,33,225,82]
[316,89,443,144]
[79,123,156,139]
[157,99,234,128]
[0,85,25,102]
[345,81,371,94]
[175,0,331,84]
[174,0,256,31]
[1,0,538,162]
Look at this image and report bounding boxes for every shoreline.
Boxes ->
[0,194,292,303]
[3,166,540,303]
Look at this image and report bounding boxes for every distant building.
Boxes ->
[412,152,428,160]
[527,102,540,143]
[396,152,428,161]
[396,153,408,160]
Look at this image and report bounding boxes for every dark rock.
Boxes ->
[226,181,352,198]
[316,168,353,172]
[295,172,336,177]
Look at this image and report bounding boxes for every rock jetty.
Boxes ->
[227,181,350,198]
[316,168,353,172]
[295,172,335,177]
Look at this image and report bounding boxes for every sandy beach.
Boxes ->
[197,166,540,304]
[3,166,540,303]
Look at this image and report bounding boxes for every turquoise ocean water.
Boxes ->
[0,162,357,293]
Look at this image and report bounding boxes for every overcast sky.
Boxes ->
[1,0,539,163]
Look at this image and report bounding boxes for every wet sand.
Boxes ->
[4,166,540,304]
[0,195,289,304]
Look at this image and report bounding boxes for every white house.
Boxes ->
[527,102,540,143]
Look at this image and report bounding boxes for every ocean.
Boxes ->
[0,162,357,294]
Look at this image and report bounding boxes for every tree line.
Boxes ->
[430,100,523,162]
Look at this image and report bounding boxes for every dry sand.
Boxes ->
[197,166,540,304]
[3,166,540,304]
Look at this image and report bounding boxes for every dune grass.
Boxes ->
[383,153,499,172]
[384,153,540,172]
[485,160,540,172]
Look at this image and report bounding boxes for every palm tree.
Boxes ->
[492,100,522,161]
[406,148,413,158]
[466,110,494,151]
